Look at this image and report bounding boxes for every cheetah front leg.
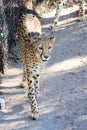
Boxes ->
[49,0,66,29]
[33,74,40,99]
[27,71,39,120]
[54,0,64,25]
[78,0,85,21]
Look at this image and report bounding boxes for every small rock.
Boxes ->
[0,98,5,109]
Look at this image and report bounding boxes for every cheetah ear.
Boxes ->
[50,36,55,42]
[28,32,41,42]
[33,34,41,42]
[28,32,40,38]
[33,32,41,40]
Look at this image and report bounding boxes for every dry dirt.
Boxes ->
[0,7,87,130]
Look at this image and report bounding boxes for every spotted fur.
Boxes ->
[17,7,55,120]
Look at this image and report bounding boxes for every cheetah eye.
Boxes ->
[38,47,43,50]
[48,46,52,49]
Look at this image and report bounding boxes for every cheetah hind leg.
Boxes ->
[20,66,28,88]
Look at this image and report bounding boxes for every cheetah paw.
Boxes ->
[77,17,86,22]
[20,81,27,88]
[30,112,39,120]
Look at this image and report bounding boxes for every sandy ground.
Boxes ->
[0,7,87,130]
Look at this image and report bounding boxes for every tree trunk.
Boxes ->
[0,0,8,74]
[3,0,21,52]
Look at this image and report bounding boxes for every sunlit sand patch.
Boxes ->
[44,56,87,74]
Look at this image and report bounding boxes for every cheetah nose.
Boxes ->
[44,55,49,59]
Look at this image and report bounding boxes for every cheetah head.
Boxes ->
[35,37,55,62]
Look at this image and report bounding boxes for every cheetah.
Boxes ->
[54,0,86,25]
[17,6,55,120]
[34,0,86,29]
